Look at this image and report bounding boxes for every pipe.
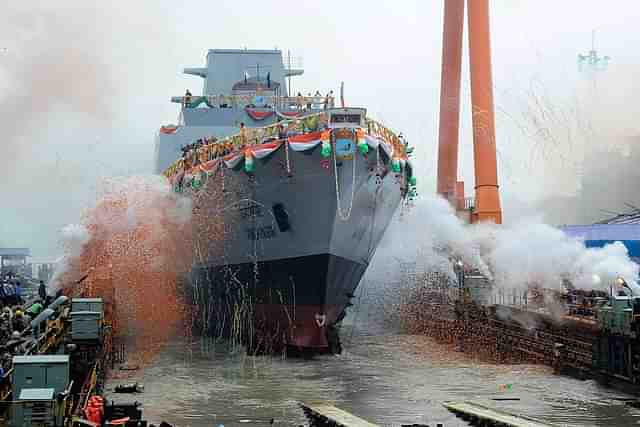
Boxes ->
[467,0,502,224]
[436,0,465,201]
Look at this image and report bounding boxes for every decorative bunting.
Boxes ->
[391,158,401,173]
[356,128,369,155]
[251,142,283,159]
[201,159,221,175]
[223,152,244,169]
[244,150,255,173]
[320,130,332,158]
[162,115,412,191]
[245,107,275,121]
[288,131,323,152]
[160,125,179,134]
[380,140,394,158]
[276,110,302,119]
[365,135,380,149]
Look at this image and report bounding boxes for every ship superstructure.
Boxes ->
[156,49,416,352]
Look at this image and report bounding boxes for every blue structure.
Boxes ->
[561,224,640,262]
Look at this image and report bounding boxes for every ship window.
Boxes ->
[330,114,362,124]
[272,203,291,232]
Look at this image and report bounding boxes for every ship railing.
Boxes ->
[162,111,328,179]
[171,95,335,110]
[162,112,410,181]
[464,197,475,210]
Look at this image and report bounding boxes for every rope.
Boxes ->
[333,134,357,221]
[284,139,291,175]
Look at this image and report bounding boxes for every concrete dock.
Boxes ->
[301,401,380,427]
[444,401,554,427]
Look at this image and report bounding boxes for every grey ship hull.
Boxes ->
[184,141,402,351]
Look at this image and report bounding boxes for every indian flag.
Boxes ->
[251,141,283,159]
[223,152,244,169]
[288,131,323,152]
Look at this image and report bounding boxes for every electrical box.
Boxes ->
[12,355,69,398]
[11,388,55,427]
[71,298,104,318]
[599,297,635,336]
[70,311,102,341]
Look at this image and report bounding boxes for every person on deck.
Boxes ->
[239,122,247,147]
[184,89,192,106]
[0,278,6,308]
[26,301,44,320]
[12,310,26,332]
[39,280,47,301]
[13,280,22,305]
[324,91,334,110]
[2,282,15,307]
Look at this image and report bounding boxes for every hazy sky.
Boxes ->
[1,0,639,258]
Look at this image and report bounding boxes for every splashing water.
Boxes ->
[380,194,639,294]
[54,175,193,367]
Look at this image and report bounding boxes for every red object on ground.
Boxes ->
[107,417,131,425]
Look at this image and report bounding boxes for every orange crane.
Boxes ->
[436,0,502,224]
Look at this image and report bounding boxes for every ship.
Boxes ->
[155,49,416,353]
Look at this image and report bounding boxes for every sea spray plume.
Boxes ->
[388,193,639,295]
[572,242,639,291]
[488,220,639,293]
[390,194,491,279]
[49,224,91,290]
[60,175,193,368]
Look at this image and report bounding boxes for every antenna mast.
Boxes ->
[287,50,292,96]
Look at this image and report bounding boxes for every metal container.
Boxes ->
[12,355,69,397]
[71,298,104,318]
[11,388,55,427]
[70,311,102,341]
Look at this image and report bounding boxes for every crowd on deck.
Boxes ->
[178,120,290,165]
[183,88,334,111]
[0,274,55,376]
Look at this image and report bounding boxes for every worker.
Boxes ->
[13,310,26,332]
[2,282,15,307]
[184,89,192,107]
[39,280,47,301]
[239,122,247,146]
[324,91,333,110]
[26,301,44,320]
[14,280,22,305]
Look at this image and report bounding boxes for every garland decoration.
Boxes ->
[320,130,332,158]
[356,128,369,155]
[161,112,414,198]
[244,150,255,173]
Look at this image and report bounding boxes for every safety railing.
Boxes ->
[162,113,411,181]
[171,95,335,111]
[464,197,475,210]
